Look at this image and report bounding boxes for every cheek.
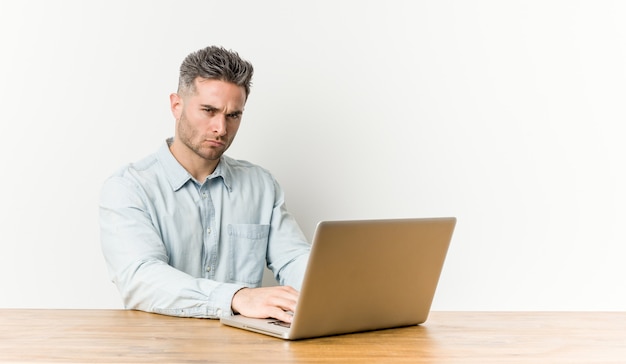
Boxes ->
[180,110,204,128]
[177,113,199,137]
[227,122,241,136]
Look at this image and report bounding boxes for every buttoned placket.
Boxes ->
[198,183,217,279]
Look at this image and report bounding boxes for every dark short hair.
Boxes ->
[178,46,254,98]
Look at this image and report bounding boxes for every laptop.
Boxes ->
[220,217,456,340]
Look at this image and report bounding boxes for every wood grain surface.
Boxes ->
[0,310,624,363]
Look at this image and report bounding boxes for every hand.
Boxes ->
[231,286,299,323]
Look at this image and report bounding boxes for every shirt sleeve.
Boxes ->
[99,175,244,318]
[265,176,311,291]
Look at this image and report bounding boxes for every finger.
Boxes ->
[270,307,295,323]
[268,292,299,313]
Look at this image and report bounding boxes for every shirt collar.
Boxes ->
[207,155,233,192]
[157,138,233,192]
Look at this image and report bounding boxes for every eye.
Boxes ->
[202,108,217,115]
[227,113,241,120]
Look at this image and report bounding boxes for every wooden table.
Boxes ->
[0,310,624,363]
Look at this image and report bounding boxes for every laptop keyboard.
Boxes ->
[268,320,291,328]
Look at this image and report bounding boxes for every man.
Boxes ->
[99,46,310,323]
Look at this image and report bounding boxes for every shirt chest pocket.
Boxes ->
[228,224,270,285]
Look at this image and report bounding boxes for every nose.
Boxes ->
[211,114,227,137]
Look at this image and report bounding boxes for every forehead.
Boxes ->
[190,78,246,106]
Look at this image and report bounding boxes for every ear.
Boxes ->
[170,93,183,119]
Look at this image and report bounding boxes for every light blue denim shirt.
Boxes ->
[99,139,310,318]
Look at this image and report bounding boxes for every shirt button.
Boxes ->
[206,266,211,272]
[202,192,208,199]
[206,228,211,234]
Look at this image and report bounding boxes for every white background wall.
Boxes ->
[1,0,624,311]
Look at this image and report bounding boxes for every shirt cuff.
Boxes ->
[208,282,245,318]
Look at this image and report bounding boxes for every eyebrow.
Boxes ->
[200,104,243,115]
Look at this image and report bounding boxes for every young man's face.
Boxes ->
[171,78,246,164]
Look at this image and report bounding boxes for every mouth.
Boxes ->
[204,139,225,147]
